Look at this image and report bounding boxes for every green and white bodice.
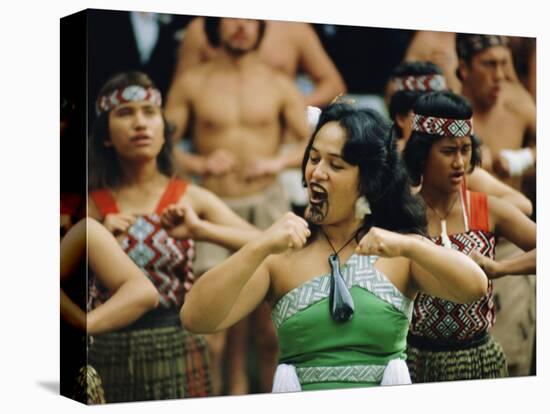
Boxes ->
[271,253,413,391]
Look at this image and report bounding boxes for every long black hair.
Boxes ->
[301,103,427,237]
[88,71,175,190]
[403,91,482,187]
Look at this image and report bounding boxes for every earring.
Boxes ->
[354,196,372,219]
[306,106,321,132]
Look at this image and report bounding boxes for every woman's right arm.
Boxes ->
[182,212,310,333]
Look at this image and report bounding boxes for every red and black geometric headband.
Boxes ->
[96,85,162,115]
[412,114,474,137]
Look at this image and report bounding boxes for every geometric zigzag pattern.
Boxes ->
[89,214,195,309]
[393,74,447,92]
[409,229,496,341]
[297,364,387,384]
[271,254,413,329]
[412,114,473,137]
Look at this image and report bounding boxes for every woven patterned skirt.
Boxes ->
[89,325,212,403]
[406,333,508,383]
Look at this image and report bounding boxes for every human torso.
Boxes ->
[411,190,496,341]
[268,241,413,389]
[88,178,195,311]
[189,61,287,197]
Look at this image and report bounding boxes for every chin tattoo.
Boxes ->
[306,200,329,224]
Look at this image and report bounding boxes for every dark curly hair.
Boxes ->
[388,61,446,138]
[89,71,175,190]
[204,17,266,50]
[301,103,427,237]
[403,91,482,187]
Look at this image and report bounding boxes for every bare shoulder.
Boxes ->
[265,249,305,297]
[503,81,535,119]
[288,21,321,50]
[267,247,314,283]
[174,64,208,92]
[290,21,316,37]
[266,249,298,270]
[265,66,300,93]
[169,73,194,104]
[179,183,214,205]
[181,16,208,47]
[269,20,305,38]
[187,16,205,33]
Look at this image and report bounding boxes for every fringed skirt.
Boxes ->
[406,332,508,383]
[73,365,106,404]
[89,322,212,403]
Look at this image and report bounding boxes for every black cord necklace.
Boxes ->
[320,228,357,323]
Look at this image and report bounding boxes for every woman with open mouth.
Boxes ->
[182,102,490,392]
[402,90,536,383]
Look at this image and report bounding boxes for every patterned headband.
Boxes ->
[393,74,447,92]
[412,114,474,137]
[96,85,162,115]
[456,34,509,60]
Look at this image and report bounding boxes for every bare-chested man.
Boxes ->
[171,16,346,107]
[165,17,309,395]
[457,34,536,191]
[457,33,536,377]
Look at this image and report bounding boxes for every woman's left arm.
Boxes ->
[357,227,487,303]
[407,237,488,303]
[470,196,537,278]
[490,195,536,252]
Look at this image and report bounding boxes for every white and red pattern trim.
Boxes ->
[271,359,411,392]
[96,85,162,115]
[412,114,474,137]
[393,74,447,92]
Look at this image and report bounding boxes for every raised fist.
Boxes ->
[161,202,202,240]
[259,212,311,254]
[356,226,410,258]
[103,213,136,236]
